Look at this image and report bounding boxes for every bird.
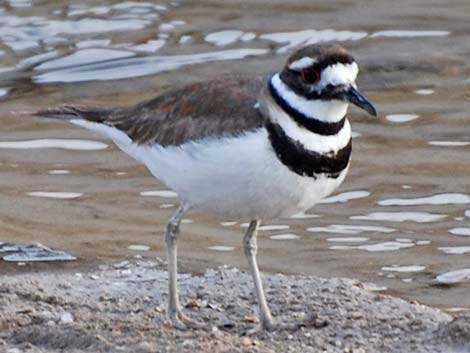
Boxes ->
[36,43,377,332]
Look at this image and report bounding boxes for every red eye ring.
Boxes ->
[300,67,320,84]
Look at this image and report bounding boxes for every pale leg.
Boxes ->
[165,203,204,329]
[243,220,276,331]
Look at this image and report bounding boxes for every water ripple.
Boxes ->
[378,193,470,206]
[33,48,269,83]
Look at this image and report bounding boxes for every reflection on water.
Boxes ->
[33,48,270,83]
[381,265,426,273]
[0,138,108,150]
[370,30,450,38]
[0,0,469,310]
[379,193,470,206]
[28,191,82,199]
[350,211,447,223]
[140,190,178,198]
[435,269,470,285]
[385,114,419,123]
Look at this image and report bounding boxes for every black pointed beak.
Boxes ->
[342,86,377,117]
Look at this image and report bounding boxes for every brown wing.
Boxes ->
[107,76,266,146]
[36,76,267,147]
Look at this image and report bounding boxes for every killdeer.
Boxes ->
[37,43,377,331]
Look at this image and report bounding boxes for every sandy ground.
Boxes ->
[1,260,469,353]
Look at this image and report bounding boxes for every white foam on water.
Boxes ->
[205,30,244,46]
[378,193,470,206]
[402,278,413,283]
[350,212,446,223]
[181,219,193,224]
[385,114,419,123]
[437,247,470,255]
[128,245,150,251]
[320,190,370,204]
[208,246,235,252]
[28,191,83,199]
[381,265,426,273]
[270,234,300,240]
[260,29,367,53]
[466,210,470,218]
[326,237,369,243]
[449,227,470,236]
[308,224,395,234]
[0,139,108,150]
[415,89,434,95]
[371,30,450,38]
[428,141,470,147]
[33,48,269,83]
[35,48,135,71]
[48,169,70,175]
[140,190,178,198]
[435,269,470,284]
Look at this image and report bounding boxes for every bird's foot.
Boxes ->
[167,309,208,330]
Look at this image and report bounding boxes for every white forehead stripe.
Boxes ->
[288,57,317,71]
[320,62,359,87]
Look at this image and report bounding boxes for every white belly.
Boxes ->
[70,120,349,220]
[134,129,347,220]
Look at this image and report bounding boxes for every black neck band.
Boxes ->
[268,81,346,136]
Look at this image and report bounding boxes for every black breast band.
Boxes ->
[266,122,352,178]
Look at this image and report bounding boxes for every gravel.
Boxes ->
[0,260,469,353]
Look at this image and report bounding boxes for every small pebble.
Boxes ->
[60,312,74,324]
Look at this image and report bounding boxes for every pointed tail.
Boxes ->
[35,105,113,124]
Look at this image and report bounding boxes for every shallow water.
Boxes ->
[1,0,470,311]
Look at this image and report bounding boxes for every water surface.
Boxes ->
[1,0,470,311]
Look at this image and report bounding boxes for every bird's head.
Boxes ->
[278,43,377,117]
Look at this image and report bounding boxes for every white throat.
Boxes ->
[270,74,348,123]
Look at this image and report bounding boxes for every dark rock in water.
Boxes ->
[0,242,76,262]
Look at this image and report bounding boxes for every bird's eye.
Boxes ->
[300,68,320,84]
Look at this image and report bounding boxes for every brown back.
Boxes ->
[105,76,267,146]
